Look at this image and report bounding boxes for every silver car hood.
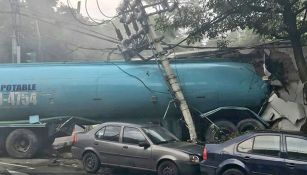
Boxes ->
[161,141,204,156]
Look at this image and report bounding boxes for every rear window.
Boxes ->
[237,135,281,157]
[253,135,280,157]
[286,137,307,161]
[237,138,253,153]
[95,126,121,142]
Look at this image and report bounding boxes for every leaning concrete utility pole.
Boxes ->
[116,0,197,141]
[147,23,197,142]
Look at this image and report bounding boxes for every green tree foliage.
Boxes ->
[157,0,307,82]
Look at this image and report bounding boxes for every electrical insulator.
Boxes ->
[137,28,145,36]
[132,0,141,8]
[131,33,139,40]
[136,11,145,22]
[122,38,132,48]
[117,0,129,14]
[125,14,133,24]
[124,24,131,36]
[115,28,123,41]
[132,20,139,31]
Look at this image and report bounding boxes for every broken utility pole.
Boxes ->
[116,0,197,142]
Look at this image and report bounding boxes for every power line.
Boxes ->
[96,0,117,19]
[162,41,299,50]
[66,0,114,27]
[84,0,105,25]
[19,7,119,41]
[0,10,120,44]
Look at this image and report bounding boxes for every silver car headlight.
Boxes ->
[189,155,200,163]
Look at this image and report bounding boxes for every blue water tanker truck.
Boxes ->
[0,60,270,158]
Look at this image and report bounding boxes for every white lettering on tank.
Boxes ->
[0,92,37,106]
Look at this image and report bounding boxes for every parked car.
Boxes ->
[200,130,307,175]
[72,122,204,175]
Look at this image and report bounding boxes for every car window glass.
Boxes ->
[286,137,307,161]
[95,127,106,140]
[142,126,179,145]
[253,135,280,157]
[238,138,253,153]
[123,127,146,145]
[101,126,121,142]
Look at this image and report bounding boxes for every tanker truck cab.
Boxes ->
[0,114,94,158]
[0,115,47,158]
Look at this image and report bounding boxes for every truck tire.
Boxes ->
[237,119,265,133]
[5,129,39,158]
[0,134,5,155]
[42,136,55,148]
[205,120,237,143]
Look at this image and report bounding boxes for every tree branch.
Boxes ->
[299,21,307,34]
[296,6,307,15]
[247,4,270,13]
[247,4,283,13]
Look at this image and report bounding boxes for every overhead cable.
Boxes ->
[96,0,117,19]
[66,0,115,27]
[6,10,119,44]
[85,0,105,25]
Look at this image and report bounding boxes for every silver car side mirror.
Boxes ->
[139,142,150,149]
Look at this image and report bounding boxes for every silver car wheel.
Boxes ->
[158,161,178,175]
[82,152,101,173]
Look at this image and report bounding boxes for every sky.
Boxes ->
[59,0,121,20]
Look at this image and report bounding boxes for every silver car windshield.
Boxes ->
[142,126,179,145]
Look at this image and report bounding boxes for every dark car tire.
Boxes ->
[237,119,265,133]
[222,168,244,175]
[158,161,179,175]
[82,152,101,173]
[205,120,237,143]
[0,134,5,155]
[5,129,39,158]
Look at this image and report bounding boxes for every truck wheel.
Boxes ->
[43,136,55,148]
[237,119,265,133]
[5,129,39,158]
[205,120,237,143]
[0,134,5,155]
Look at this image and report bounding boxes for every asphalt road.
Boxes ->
[0,158,154,175]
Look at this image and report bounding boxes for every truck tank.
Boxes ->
[0,60,270,158]
[0,60,268,122]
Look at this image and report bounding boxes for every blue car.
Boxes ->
[200,130,307,175]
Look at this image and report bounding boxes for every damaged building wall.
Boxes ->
[233,47,307,131]
[174,45,307,131]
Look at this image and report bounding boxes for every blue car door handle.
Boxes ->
[244,156,250,161]
[286,163,295,169]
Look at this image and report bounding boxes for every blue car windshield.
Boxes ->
[142,126,179,145]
